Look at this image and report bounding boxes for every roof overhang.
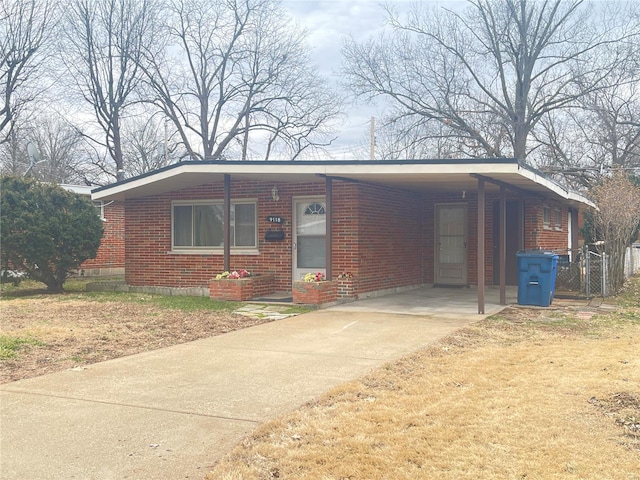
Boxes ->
[91,159,594,209]
[61,184,93,196]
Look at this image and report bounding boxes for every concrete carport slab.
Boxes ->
[329,285,518,318]
[0,308,493,479]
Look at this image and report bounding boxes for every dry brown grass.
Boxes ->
[0,295,270,383]
[208,294,640,479]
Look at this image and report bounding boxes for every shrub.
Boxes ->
[0,176,103,292]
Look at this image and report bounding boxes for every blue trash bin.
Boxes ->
[516,250,559,307]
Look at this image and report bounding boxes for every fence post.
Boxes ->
[585,247,591,297]
[602,253,607,297]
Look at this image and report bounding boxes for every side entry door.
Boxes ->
[435,204,468,285]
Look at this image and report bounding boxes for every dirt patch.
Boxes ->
[1,297,272,383]
[590,392,640,450]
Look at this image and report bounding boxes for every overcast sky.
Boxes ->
[281,1,401,159]
[281,1,464,159]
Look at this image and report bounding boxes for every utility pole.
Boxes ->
[369,116,375,160]
[164,120,169,166]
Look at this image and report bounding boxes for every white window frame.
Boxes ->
[554,208,562,231]
[171,199,258,254]
[542,205,551,229]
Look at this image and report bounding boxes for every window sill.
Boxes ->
[168,249,260,256]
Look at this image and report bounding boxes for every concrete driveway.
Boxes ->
[1,309,481,479]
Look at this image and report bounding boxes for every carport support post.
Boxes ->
[499,185,507,305]
[477,177,485,314]
[325,176,333,280]
[223,174,231,272]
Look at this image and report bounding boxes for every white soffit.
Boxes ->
[91,160,593,208]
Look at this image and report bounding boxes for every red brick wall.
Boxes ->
[357,184,424,293]
[523,197,569,252]
[331,182,360,279]
[124,180,355,290]
[122,178,574,293]
[79,200,125,272]
[421,192,569,286]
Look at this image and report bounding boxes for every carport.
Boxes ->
[92,158,593,313]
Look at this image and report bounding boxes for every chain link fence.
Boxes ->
[555,243,640,298]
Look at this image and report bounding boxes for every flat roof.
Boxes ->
[91,158,594,208]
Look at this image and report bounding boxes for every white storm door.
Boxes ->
[293,198,326,282]
[435,204,468,285]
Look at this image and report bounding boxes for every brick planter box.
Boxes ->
[293,280,338,305]
[209,274,276,301]
[337,277,357,300]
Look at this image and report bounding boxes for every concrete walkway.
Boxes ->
[1,309,482,479]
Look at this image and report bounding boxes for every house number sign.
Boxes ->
[266,215,284,224]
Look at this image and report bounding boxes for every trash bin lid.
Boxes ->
[516,249,556,256]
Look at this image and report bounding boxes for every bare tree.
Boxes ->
[141,0,341,161]
[536,61,640,188]
[0,115,92,183]
[29,116,85,184]
[589,169,640,293]
[121,116,183,176]
[343,0,640,162]
[0,121,28,175]
[62,0,158,180]
[0,0,55,144]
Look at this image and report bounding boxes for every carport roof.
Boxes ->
[91,158,594,208]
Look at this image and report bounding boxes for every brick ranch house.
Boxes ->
[91,159,593,313]
[62,185,125,277]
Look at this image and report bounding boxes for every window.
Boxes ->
[304,202,326,215]
[554,208,562,230]
[542,205,551,228]
[172,201,256,250]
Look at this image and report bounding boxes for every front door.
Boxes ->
[435,204,468,285]
[293,197,326,282]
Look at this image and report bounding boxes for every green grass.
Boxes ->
[146,294,237,311]
[61,291,237,312]
[0,336,44,360]
[0,276,320,313]
[1,277,237,311]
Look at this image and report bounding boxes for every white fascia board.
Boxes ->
[91,164,197,200]
[91,160,593,209]
[567,190,596,209]
[91,161,519,200]
[92,163,333,200]
[325,162,517,176]
[517,165,594,208]
[61,184,93,196]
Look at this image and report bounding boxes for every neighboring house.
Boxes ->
[91,159,593,311]
[62,185,125,277]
